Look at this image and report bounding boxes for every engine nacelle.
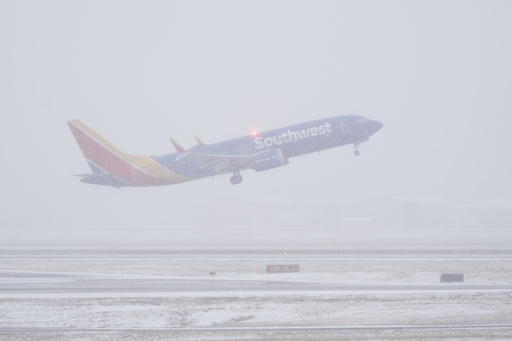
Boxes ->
[251,148,288,172]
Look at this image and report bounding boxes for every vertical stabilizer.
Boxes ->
[67,119,129,174]
[67,119,189,187]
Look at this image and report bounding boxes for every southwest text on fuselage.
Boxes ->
[254,122,333,149]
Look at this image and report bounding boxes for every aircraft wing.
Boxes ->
[176,152,254,174]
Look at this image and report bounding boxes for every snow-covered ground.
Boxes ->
[1,252,512,340]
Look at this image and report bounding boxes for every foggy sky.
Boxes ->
[1,1,512,230]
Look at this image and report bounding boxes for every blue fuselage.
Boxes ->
[152,115,383,178]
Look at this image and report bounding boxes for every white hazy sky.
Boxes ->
[1,1,511,229]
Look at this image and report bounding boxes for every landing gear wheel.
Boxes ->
[230,172,243,185]
[354,143,360,156]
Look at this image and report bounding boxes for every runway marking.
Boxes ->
[3,324,512,333]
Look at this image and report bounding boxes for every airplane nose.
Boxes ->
[370,120,383,134]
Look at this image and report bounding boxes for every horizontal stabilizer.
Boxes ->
[72,173,126,188]
[72,173,116,177]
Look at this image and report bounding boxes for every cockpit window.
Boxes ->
[356,117,368,123]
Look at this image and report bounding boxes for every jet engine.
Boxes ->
[251,148,288,172]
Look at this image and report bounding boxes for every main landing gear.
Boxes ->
[230,171,243,185]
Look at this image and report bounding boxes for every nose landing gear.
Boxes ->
[353,138,368,156]
[230,171,243,185]
[354,143,360,156]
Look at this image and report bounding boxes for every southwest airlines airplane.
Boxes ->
[67,116,383,187]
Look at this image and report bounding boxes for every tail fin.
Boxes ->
[67,119,130,175]
[67,119,189,187]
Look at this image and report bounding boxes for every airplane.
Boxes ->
[67,115,383,187]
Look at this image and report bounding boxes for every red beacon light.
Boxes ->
[251,130,259,138]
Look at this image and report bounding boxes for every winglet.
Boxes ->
[170,137,187,153]
[194,135,206,145]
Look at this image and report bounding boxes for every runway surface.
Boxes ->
[2,269,512,294]
[2,249,512,340]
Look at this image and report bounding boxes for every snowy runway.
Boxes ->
[1,250,512,340]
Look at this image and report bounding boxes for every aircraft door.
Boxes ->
[341,119,350,133]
